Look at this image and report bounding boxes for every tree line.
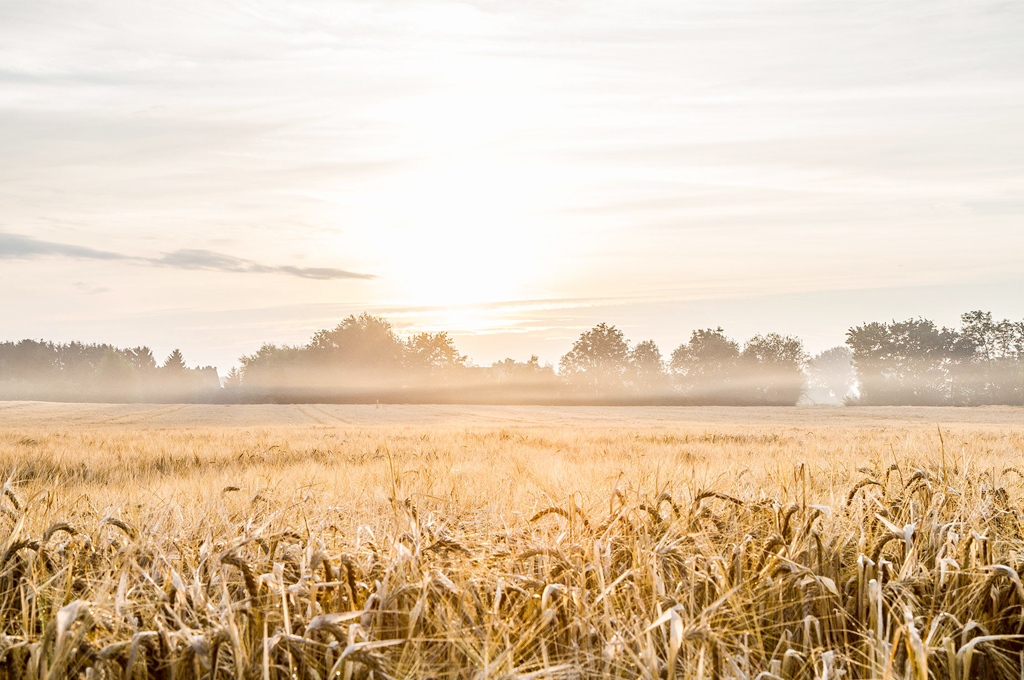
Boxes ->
[554,323,811,405]
[1,310,1021,405]
[0,340,219,401]
[847,311,1024,406]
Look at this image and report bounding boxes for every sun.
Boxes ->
[322,152,559,309]
[337,56,563,309]
[379,159,538,305]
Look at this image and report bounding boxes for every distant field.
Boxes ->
[2,400,1023,428]
[0,403,1022,678]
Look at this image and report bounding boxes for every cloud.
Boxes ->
[156,249,374,280]
[0,233,374,281]
[73,281,112,295]
[277,265,371,281]
[153,249,257,272]
[0,232,128,261]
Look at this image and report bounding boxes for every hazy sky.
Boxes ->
[2,0,1023,371]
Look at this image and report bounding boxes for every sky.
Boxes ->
[2,0,1023,372]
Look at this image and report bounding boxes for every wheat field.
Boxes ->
[0,403,1022,679]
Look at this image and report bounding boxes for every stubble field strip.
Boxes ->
[0,404,1021,678]
[2,402,1024,429]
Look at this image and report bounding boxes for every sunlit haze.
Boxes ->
[3,0,1023,370]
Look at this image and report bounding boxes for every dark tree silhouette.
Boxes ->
[236,314,471,391]
[0,340,59,381]
[162,349,187,372]
[740,333,807,405]
[670,328,739,378]
[237,343,303,387]
[951,311,1024,404]
[223,367,243,389]
[958,311,1023,360]
[129,346,157,371]
[558,323,629,392]
[3,309,1020,405]
[846,318,956,405]
[844,312,1024,406]
[0,339,219,401]
[670,328,741,402]
[307,313,405,371]
[491,356,555,383]
[405,332,467,372]
[628,340,667,391]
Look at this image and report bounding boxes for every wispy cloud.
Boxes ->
[73,281,112,295]
[0,232,127,261]
[152,249,374,280]
[0,233,374,281]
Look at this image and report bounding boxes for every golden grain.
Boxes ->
[0,404,1021,678]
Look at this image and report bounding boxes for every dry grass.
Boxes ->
[0,404,1022,678]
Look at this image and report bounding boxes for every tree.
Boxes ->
[129,346,156,371]
[741,333,808,405]
[558,323,629,392]
[0,338,223,401]
[307,313,405,371]
[670,328,739,378]
[223,367,243,389]
[670,328,741,402]
[807,346,854,403]
[954,310,1024,404]
[0,340,59,381]
[628,340,667,391]
[95,345,135,385]
[846,318,956,405]
[491,356,555,383]
[238,344,304,387]
[162,349,187,372]
[844,312,1024,406]
[404,332,467,373]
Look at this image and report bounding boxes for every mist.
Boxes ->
[2,310,1021,407]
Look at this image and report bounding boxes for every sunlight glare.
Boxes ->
[361,60,556,307]
[376,157,546,307]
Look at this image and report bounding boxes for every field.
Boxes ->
[0,402,1023,679]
